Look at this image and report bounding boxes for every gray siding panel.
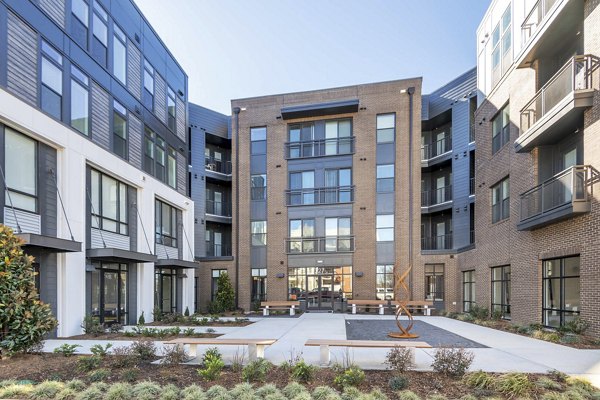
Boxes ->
[127,42,142,100]
[91,82,110,150]
[427,68,477,120]
[38,0,66,29]
[6,12,37,105]
[39,143,58,237]
[177,152,186,195]
[176,97,186,142]
[154,73,167,124]
[91,228,130,250]
[129,114,143,169]
[188,104,230,139]
[4,208,41,234]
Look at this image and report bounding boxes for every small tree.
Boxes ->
[0,225,57,358]
[214,272,235,313]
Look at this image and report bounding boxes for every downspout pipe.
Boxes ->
[407,87,415,300]
[232,107,241,309]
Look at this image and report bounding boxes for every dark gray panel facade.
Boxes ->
[91,82,110,150]
[128,113,143,169]
[154,72,167,124]
[127,41,142,100]
[39,142,58,237]
[6,11,37,105]
[176,96,186,142]
[177,152,186,195]
[37,0,65,29]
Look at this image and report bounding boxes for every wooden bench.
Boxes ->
[347,300,388,315]
[163,338,276,361]
[395,301,435,316]
[305,339,432,365]
[260,301,300,316]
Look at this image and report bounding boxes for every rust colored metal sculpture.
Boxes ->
[388,265,419,339]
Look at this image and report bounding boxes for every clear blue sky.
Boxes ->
[135,0,490,115]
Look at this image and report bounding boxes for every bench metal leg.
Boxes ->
[425,307,430,316]
[188,344,198,358]
[263,306,269,316]
[290,306,295,316]
[248,344,265,361]
[352,304,356,314]
[319,345,330,365]
[379,304,384,315]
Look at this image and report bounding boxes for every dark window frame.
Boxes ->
[491,265,511,319]
[112,100,128,159]
[70,64,90,136]
[491,176,510,223]
[462,270,476,312]
[40,40,64,120]
[376,264,394,300]
[155,267,178,314]
[90,169,129,235]
[542,256,580,328]
[492,103,510,154]
[251,268,267,302]
[425,264,444,301]
[4,128,38,213]
[376,113,396,144]
[155,199,178,248]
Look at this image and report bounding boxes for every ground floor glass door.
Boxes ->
[288,266,352,310]
[91,263,128,325]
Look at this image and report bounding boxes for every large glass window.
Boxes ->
[113,24,127,85]
[155,199,178,248]
[113,100,127,159]
[376,214,394,242]
[155,137,166,182]
[425,264,444,301]
[324,119,352,155]
[376,265,394,300]
[251,268,267,302]
[289,171,315,205]
[70,65,89,135]
[376,164,395,193]
[288,219,315,253]
[41,41,63,119]
[91,2,108,65]
[324,168,352,203]
[144,127,155,175]
[377,114,395,143]
[167,87,176,132]
[90,263,128,325]
[90,169,128,235]
[288,123,314,158]
[543,256,580,328]
[491,5,512,85]
[463,270,476,312]
[251,221,267,246]
[250,127,266,155]
[211,269,226,301]
[492,177,510,223]
[251,174,267,200]
[492,104,510,154]
[288,266,353,303]
[325,217,351,252]
[4,128,37,213]
[167,147,177,189]
[155,267,177,314]
[71,0,89,48]
[491,265,511,319]
[143,60,154,111]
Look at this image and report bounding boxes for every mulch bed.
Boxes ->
[147,320,254,327]
[61,333,221,340]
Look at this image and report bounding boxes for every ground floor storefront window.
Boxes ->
[288,266,352,309]
[425,264,444,301]
[155,267,178,314]
[543,256,580,328]
[90,263,128,324]
[251,268,267,302]
[376,264,394,300]
[491,265,511,319]
[463,270,475,312]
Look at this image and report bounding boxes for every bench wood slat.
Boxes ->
[305,339,431,348]
[164,338,276,345]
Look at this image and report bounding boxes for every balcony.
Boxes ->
[421,234,453,251]
[285,236,355,254]
[205,243,232,258]
[205,156,232,181]
[421,135,452,167]
[285,137,355,159]
[205,200,232,224]
[518,165,598,230]
[421,185,453,213]
[516,55,597,152]
[286,186,354,206]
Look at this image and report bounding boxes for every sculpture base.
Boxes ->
[388,332,419,339]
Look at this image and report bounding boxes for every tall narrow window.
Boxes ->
[155,199,178,247]
[144,127,155,175]
[91,2,108,66]
[41,41,63,119]
[543,256,580,328]
[288,219,315,253]
[425,264,444,301]
[492,104,510,154]
[143,60,154,111]
[376,265,394,300]
[113,24,127,85]
[155,267,177,314]
[288,123,314,158]
[325,119,352,155]
[376,215,394,242]
[90,169,128,235]
[325,217,351,251]
[491,177,510,223]
[70,65,89,135]
[113,100,127,159]
[463,270,476,312]
[167,87,176,131]
[4,128,37,213]
[167,147,177,189]
[491,265,511,319]
[377,114,395,143]
[325,168,352,203]
[71,0,89,48]
[251,221,267,246]
[491,5,512,85]
[251,268,267,302]
[251,174,267,200]
[155,136,166,182]
[376,164,395,192]
[250,127,267,155]
[289,171,315,205]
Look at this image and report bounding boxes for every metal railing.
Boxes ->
[205,199,232,217]
[285,137,355,159]
[421,185,453,207]
[520,165,596,221]
[521,0,559,46]
[520,55,597,132]
[286,186,354,206]
[421,135,452,161]
[469,178,475,195]
[205,156,232,175]
[205,243,232,257]
[285,236,355,254]
[422,234,453,250]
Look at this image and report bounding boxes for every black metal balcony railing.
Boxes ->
[284,137,355,159]
[205,199,232,217]
[205,243,232,257]
[520,55,597,132]
[520,165,596,222]
[286,186,354,206]
[422,234,453,251]
[285,236,355,254]
[205,156,232,175]
[421,135,452,161]
[470,178,475,195]
[421,185,453,207]
[521,0,559,46]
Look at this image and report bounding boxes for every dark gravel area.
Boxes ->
[345,319,487,348]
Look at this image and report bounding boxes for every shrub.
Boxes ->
[53,343,81,357]
[138,312,146,326]
[184,328,196,337]
[290,392,313,400]
[431,347,474,377]
[130,339,157,362]
[561,317,589,335]
[468,304,489,320]
[291,360,317,383]
[536,377,562,391]
[256,384,281,397]
[397,390,421,400]
[160,384,180,400]
[121,369,138,383]
[213,272,236,313]
[283,382,309,399]
[230,382,254,399]
[202,347,221,364]
[206,328,217,334]
[541,392,566,400]
[105,382,133,400]
[242,359,272,382]
[198,350,224,381]
[87,368,110,382]
[566,377,595,396]
[81,315,104,336]
[495,372,533,398]
[76,355,102,372]
[205,385,231,400]
[29,380,65,399]
[56,388,78,400]
[560,334,581,345]
[388,376,409,391]
[181,385,206,400]
[75,385,104,400]
[65,380,86,391]
[109,324,123,334]
[458,396,478,400]
[231,348,246,373]
[463,370,496,389]
[184,307,190,317]
[427,396,447,400]
[313,386,341,400]
[90,343,113,357]
[0,226,58,358]
[385,347,415,373]
[334,366,365,388]
[161,344,190,364]
[132,381,162,400]
[112,345,136,368]
[0,383,34,399]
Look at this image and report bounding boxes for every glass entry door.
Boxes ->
[306,274,334,310]
[91,263,128,325]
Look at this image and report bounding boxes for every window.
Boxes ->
[376,265,394,300]
[325,217,351,251]
[250,127,266,155]
[206,229,227,257]
[289,171,315,205]
[288,123,314,158]
[425,264,444,301]
[492,177,510,223]
[492,104,510,154]
[155,199,177,248]
[167,147,177,189]
[144,127,155,175]
[90,169,128,235]
[113,24,127,85]
[155,267,177,314]
[377,114,395,143]
[463,270,476,312]
[251,174,267,200]
[91,2,108,65]
[288,219,315,253]
[543,256,580,328]
[71,0,88,48]
[251,268,267,302]
[155,136,166,182]
[90,263,128,324]
[491,265,511,319]
[211,269,226,301]
[143,60,154,111]
[4,128,37,213]
[70,65,89,135]
[251,221,267,246]
[143,128,175,186]
[376,164,395,192]
[376,214,394,242]
[325,119,352,155]
[113,100,127,159]
[41,41,63,119]
[492,5,512,85]
[167,87,176,131]
[324,168,352,203]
